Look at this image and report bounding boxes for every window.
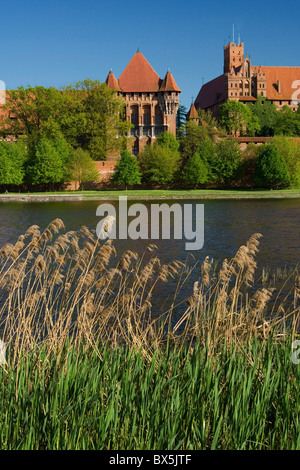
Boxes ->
[143,105,151,126]
[155,105,163,125]
[131,105,138,125]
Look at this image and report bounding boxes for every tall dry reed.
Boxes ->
[0,219,299,366]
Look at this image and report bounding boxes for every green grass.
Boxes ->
[1,188,300,199]
[0,221,299,450]
[1,338,300,450]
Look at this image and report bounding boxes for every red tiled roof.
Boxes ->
[239,96,257,101]
[252,66,300,100]
[194,74,227,109]
[186,103,198,119]
[159,71,181,92]
[105,71,120,91]
[118,51,161,92]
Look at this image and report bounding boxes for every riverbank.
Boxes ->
[0,188,300,202]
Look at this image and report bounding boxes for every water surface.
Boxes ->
[0,198,299,270]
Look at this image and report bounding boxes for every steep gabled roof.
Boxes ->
[186,103,198,120]
[118,51,161,92]
[105,70,120,91]
[252,66,300,100]
[195,74,227,110]
[159,71,181,92]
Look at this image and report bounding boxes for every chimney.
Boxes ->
[277,80,281,94]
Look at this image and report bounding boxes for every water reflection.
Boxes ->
[0,199,299,270]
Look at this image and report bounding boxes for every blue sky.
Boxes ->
[1,0,300,109]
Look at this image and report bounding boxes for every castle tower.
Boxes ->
[186,102,199,124]
[224,42,244,73]
[105,51,181,155]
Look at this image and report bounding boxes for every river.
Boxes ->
[0,198,299,270]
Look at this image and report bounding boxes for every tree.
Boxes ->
[272,136,300,187]
[179,121,207,161]
[273,106,300,137]
[0,86,64,150]
[0,81,132,160]
[197,108,224,139]
[197,137,218,181]
[27,137,66,186]
[255,143,291,188]
[112,149,142,189]
[241,142,260,181]
[247,96,277,136]
[66,148,100,190]
[183,151,208,186]
[219,100,260,136]
[139,143,181,185]
[176,104,187,138]
[63,80,132,160]
[0,141,27,186]
[214,139,242,182]
[156,131,180,152]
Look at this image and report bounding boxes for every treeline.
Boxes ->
[112,119,300,189]
[0,80,131,189]
[219,97,300,137]
[0,81,131,160]
[0,139,99,190]
[0,82,300,190]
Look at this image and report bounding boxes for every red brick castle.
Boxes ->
[105,50,181,155]
[194,41,300,116]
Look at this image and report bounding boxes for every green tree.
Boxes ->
[66,147,100,190]
[27,137,66,186]
[139,143,181,185]
[0,141,27,186]
[183,151,208,186]
[0,86,64,150]
[197,108,224,139]
[64,80,132,160]
[214,139,242,182]
[112,149,142,189]
[219,100,260,136]
[156,131,180,152]
[272,136,300,187]
[255,143,291,188]
[0,81,132,160]
[197,137,218,181]
[241,142,260,182]
[274,106,300,136]
[179,121,207,161]
[247,96,277,136]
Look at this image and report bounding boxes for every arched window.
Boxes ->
[131,105,138,126]
[155,105,163,125]
[143,105,151,126]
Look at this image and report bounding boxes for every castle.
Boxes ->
[194,41,300,116]
[105,50,181,155]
